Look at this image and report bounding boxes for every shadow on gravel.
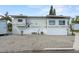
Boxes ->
[0,34,12,37]
[15,50,79,53]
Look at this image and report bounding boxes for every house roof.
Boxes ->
[0,15,5,20]
[10,15,70,19]
[10,15,28,18]
[46,15,70,19]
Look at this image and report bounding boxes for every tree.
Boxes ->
[49,6,56,15]
[49,6,54,15]
[71,18,74,23]
[70,18,74,35]
[1,12,12,22]
[8,23,12,32]
[5,11,8,16]
[53,9,56,15]
[1,12,12,32]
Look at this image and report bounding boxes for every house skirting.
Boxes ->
[12,25,68,35]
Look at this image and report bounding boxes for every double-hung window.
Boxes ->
[18,19,23,22]
[59,20,65,25]
[49,20,55,25]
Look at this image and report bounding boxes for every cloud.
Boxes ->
[32,5,79,17]
[53,5,67,15]
[1,5,79,17]
[34,5,67,16]
[37,6,50,16]
[63,6,79,17]
[53,5,79,17]
[27,5,45,9]
[37,5,66,16]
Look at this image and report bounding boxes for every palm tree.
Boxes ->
[1,12,12,32]
[2,12,12,21]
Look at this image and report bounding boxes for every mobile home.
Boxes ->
[72,16,79,34]
[11,15,70,35]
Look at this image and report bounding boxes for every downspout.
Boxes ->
[46,17,48,34]
[46,17,47,28]
[67,20,69,36]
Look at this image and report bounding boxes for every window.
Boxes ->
[18,19,23,22]
[59,20,65,25]
[49,20,55,25]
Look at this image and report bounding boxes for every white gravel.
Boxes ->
[0,35,75,52]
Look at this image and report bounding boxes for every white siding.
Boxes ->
[47,28,67,35]
[27,17,46,28]
[12,18,26,26]
[0,20,7,34]
[25,17,47,34]
[47,18,68,26]
[72,24,79,30]
[23,28,47,34]
[12,17,69,35]
[47,18,69,35]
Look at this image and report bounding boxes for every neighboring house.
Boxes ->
[11,15,70,35]
[0,16,7,35]
[72,16,79,33]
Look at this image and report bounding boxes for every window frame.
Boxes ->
[49,20,55,25]
[59,20,65,25]
[18,19,23,22]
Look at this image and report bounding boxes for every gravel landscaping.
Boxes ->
[0,35,75,52]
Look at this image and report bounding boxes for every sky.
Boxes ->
[0,5,79,17]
